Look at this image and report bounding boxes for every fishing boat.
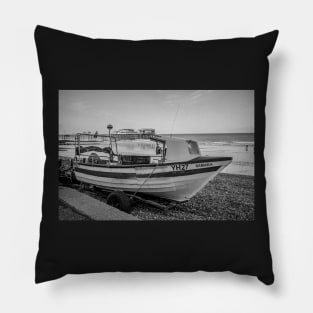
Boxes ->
[72,130,232,208]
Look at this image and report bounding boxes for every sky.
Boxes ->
[59,90,254,134]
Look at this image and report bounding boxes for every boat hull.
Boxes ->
[73,157,232,202]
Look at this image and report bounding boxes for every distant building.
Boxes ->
[138,128,155,135]
[115,129,139,135]
[113,128,156,140]
[114,129,139,140]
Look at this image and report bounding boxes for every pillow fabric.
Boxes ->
[35,25,278,284]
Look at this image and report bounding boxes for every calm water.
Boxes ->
[161,133,254,145]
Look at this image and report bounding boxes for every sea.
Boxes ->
[161,133,254,146]
[163,133,255,176]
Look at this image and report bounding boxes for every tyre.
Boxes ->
[107,191,132,213]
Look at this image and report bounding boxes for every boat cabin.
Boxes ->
[150,136,201,162]
[74,134,201,166]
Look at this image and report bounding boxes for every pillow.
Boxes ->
[35,25,278,284]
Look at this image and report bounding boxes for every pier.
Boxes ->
[59,128,156,144]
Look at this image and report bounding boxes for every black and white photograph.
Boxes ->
[59,90,254,221]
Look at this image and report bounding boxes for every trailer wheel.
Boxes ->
[107,191,132,213]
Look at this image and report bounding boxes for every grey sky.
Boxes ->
[59,90,254,134]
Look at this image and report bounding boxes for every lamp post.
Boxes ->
[107,124,113,160]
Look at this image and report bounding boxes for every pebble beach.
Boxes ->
[131,173,254,221]
[59,173,254,221]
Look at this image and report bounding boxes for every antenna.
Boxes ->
[170,103,180,138]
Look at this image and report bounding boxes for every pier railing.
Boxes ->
[59,133,154,144]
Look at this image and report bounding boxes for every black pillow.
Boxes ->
[35,25,278,284]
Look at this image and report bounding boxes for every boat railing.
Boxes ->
[74,133,119,158]
[74,152,118,166]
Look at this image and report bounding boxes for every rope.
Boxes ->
[130,163,159,199]
[170,103,181,138]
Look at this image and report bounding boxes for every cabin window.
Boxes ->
[186,140,200,155]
